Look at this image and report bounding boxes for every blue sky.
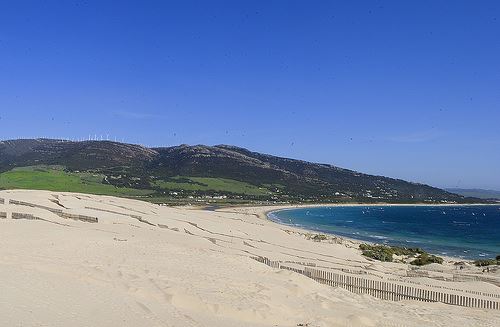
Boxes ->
[0,1,499,189]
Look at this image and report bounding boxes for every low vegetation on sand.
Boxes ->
[473,257,500,267]
[311,234,328,242]
[359,244,443,265]
[410,253,444,266]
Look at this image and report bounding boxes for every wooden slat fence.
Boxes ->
[8,200,97,223]
[59,212,98,223]
[9,199,64,214]
[11,212,40,220]
[253,256,500,310]
[85,206,152,225]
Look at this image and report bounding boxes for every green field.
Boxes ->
[154,176,270,196]
[0,166,272,200]
[0,166,152,196]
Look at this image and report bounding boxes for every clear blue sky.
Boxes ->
[0,1,499,190]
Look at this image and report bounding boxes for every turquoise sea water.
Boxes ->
[269,205,500,260]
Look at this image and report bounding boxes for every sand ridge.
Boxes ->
[1,189,499,326]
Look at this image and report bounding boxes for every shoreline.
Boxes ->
[254,203,499,262]
[250,201,500,221]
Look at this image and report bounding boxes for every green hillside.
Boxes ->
[446,188,500,200]
[0,166,152,197]
[0,139,486,204]
[154,176,270,196]
[0,166,270,200]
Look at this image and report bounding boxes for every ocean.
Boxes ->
[269,205,500,260]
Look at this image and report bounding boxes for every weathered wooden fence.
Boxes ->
[85,206,152,225]
[59,212,98,223]
[9,199,63,214]
[8,200,98,223]
[11,212,40,220]
[253,256,500,310]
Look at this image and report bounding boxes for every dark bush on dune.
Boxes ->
[410,253,444,266]
[474,259,499,267]
[359,244,434,264]
[359,244,395,262]
[311,234,328,241]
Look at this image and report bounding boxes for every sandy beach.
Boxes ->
[1,189,499,327]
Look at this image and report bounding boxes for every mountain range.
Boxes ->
[0,138,484,204]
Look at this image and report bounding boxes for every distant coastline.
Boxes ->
[261,202,499,219]
[263,204,500,261]
[446,188,500,200]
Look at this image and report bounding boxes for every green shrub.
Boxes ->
[496,255,500,261]
[473,259,498,267]
[364,249,393,262]
[359,244,442,265]
[311,234,328,241]
[359,244,395,262]
[392,247,425,256]
[410,253,444,266]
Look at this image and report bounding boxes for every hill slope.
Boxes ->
[446,188,500,200]
[0,139,481,204]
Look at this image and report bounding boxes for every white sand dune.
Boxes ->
[1,190,499,327]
